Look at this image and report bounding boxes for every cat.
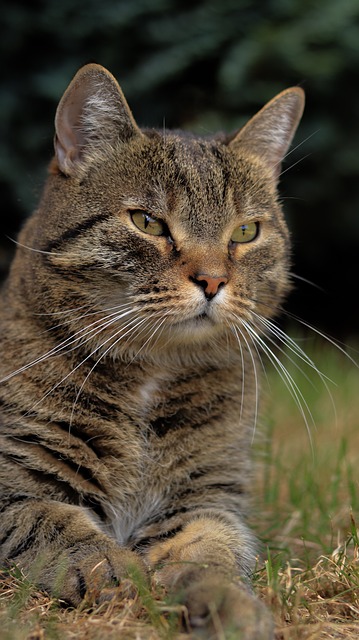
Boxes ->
[0,64,304,638]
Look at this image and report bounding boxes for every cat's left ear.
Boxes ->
[229,87,305,180]
[54,64,142,177]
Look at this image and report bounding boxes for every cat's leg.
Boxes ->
[145,512,273,639]
[0,497,147,606]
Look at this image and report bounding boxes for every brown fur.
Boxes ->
[0,64,304,637]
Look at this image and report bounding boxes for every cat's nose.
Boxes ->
[190,273,228,300]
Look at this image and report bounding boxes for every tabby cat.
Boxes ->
[0,64,304,638]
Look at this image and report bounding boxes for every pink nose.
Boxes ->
[191,273,228,300]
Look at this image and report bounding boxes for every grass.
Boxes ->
[0,333,358,639]
[252,333,359,638]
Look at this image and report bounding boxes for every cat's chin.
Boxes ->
[167,313,224,345]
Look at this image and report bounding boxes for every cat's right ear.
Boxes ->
[53,64,141,177]
[229,87,305,181]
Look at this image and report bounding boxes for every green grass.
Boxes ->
[256,336,359,551]
[251,334,359,638]
[0,334,358,639]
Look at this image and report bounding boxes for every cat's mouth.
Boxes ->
[187,309,216,324]
[171,309,220,334]
[172,311,213,327]
[165,302,226,343]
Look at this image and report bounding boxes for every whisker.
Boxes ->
[289,272,325,292]
[279,153,311,178]
[252,312,338,426]
[241,318,315,453]
[278,129,319,167]
[35,300,133,320]
[125,314,169,366]
[68,311,170,422]
[34,304,92,317]
[41,302,135,335]
[0,306,137,384]
[69,314,154,424]
[230,321,259,439]
[246,294,358,368]
[6,236,72,257]
[149,316,171,353]
[296,321,359,367]
[226,321,245,424]
[26,314,149,420]
[252,313,334,385]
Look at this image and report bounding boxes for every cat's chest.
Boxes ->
[105,484,166,546]
[137,375,163,415]
[100,363,240,543]
[129,366,203,418]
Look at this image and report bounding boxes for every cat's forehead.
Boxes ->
[121,132,267,232]
[152,133,233,186]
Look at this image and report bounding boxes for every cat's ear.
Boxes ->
[54,64,141,176]
[229,87,305,180]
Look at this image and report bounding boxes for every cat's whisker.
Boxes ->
[230,321,259,438]
[26,313,150,420]
[128,314,170,363]
[230,315,274,445]
[41,303,137,341]
[241,318,315,453]
[6,236,73,257]
[69,313,164,422]
[251,312,338,426]
[123,313,164,355]
[289,272,325,291]
[149,316,171,353]
[147,316,174,354]
[279,153,311,178]
[40,301,135,333]
[247,294,358,369]
[0,306,137,384]
[273,129,318,180]
[251,312,334,385]
[34,304,92,317]
[283,312,359,368]
[227,321,245,424]
[64,308,142,355]
[32,301,135,326]
[277,129,319,168]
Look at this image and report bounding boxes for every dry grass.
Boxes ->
[0,336,358,639]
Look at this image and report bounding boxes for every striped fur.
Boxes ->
[0,64,304,637]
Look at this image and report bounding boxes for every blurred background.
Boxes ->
[1,0,358,340]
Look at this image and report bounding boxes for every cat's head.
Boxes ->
[16,64,304,356]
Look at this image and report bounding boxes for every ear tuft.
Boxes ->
[54,64,141,176]
[229,87,305,180]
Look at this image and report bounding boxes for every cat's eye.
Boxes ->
[130,210,165,236]
[231,222,259,244]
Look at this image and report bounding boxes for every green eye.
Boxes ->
[130,211,165,236]
[231,222,259,244]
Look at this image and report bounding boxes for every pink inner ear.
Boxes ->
[54,89,87,174]
[52,64,142,176]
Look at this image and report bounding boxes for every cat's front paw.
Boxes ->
[181,576,273,640]
[41,538,148,606]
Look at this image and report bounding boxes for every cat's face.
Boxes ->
[35,132,289,353]
[15,64,304,357]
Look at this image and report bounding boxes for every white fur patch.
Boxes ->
[105,491,163,546]
[138,377,161,410]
